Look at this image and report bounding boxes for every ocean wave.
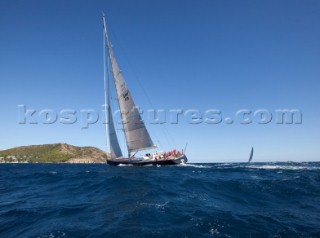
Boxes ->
[118,163,133,166]
[244,165,320,170]
[177,163,212,168]
[37,231,66,238]
[1,162,319,237]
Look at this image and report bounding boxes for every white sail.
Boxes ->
[107,104,123,158]
[107,46,155,153]
[102,16,155,154]
[103,17,123,159]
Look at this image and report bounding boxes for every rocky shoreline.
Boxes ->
[0,143,109,163]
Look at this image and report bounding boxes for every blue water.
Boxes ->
[0,162,320,238]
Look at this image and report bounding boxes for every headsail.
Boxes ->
[107,104,123,158]
[102,16,156,154]
[248,147,254,163]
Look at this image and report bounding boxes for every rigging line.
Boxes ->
[109,30,155,108]
[159,123,177,149]
[162,128,173,148]
[103,27,109,153]
[147,124,164,151]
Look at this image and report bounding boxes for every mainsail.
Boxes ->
[102,16,155,154]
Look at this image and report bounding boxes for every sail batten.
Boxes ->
[129,145,158,153]
[103,17,155,154]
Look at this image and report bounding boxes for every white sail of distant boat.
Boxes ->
[102,14,187,166]
[248,147,254,163]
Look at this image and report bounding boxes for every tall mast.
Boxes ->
[102,14,156,158]
[102,14,130,157]
[102,14,123,159]
[102,15,109,153]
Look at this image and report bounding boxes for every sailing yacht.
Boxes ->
[102,15,188,166]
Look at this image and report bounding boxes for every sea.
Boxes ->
[0,162,319,238]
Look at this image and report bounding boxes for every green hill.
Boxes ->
[0,143,109,163]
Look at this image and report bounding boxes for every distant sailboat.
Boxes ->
[102,14,187,166]
[248,147,254,163]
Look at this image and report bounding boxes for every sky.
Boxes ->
[0,0,319,162]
